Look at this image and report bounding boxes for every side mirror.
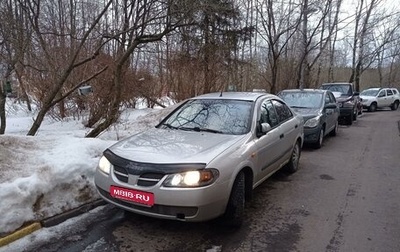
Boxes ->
[256,122,272,137]
[261,122,272,133]
[325,104,338,109]
[353,91,360,96]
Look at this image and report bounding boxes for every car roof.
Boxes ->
[321,82,352,86]
[280,88,327,94]
[192,92,277,101]
[362,88,381,91]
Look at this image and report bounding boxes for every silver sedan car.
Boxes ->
[95,92,304,227]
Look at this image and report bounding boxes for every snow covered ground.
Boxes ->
[0,97,176,236]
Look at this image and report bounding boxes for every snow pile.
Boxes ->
[0,97,176,235]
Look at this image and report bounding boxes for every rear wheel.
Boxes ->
[221,171,245,227]
[391,101,399,110]
[353,108,357,121]
[284,141,301,173]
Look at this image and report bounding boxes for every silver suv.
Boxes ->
[95,92,304,227]
[360,87,400,112]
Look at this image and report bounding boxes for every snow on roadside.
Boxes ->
[0,135,114,234]
[0,97,177,235]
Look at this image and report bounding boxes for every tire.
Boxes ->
[391,101,399,111]
[222,171,245,227]
[284,141,301,173]
[369,102,377,112]
[353,108,357,121]
[347,114,353,125]
[314,127,324,149]
[329,120,338,137]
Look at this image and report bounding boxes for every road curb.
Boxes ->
[0,222,41,247]
[0,199,106,248]
[41,199,106,227]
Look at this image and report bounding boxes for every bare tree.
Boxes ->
[86,0,195,137]
[257,0,302,93]
[349,0,380,91]
[16,0,113,136]
[0,0,32,134]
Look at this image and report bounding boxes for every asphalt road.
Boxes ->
[9,109,400,252]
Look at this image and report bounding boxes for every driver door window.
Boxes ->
[260,100,279,128]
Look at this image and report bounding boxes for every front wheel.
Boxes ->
[284,141,301,173]
[330,120,338,137]
[369,102,377,112]
[221,171,245,227]
[347,114,353,125]
[314,128,324,149]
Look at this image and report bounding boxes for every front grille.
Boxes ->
[113,166,165,186]
[113,165,128,183]
[97,186,198,218]
[138,173,165,186]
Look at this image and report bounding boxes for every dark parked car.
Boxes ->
[320,82,362,125]
[95,92,304,227]
[278,89,339,148]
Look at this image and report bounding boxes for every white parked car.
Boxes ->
[360,88,400,112]
[95,92,304,227]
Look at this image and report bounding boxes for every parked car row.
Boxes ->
[94,85,398,228]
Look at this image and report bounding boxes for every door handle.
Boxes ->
[280,134,284,139]
[295,124,298,128]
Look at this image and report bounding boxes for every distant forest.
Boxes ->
[1,0,400,136]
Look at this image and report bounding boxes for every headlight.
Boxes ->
[304,116,320,128]
[98,156,111,175]
[163,169,219,187]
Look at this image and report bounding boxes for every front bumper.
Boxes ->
[304,126,322,143]
[339,107,353,118]
[94,168,230,222]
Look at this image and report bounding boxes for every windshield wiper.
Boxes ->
[196,127,223,134]
[290,106,309,109]
[161,123,177,129]
[177,126,223,134]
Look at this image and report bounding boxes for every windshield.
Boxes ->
[360,89,379,96]
[160,99,253,135]
[279,92,323,109]
[322,85,351,96]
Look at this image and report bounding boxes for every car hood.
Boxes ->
[107,128,246,164]
[291,107,320,119]
[360,95,375,99]
[335,96,352,102]
[332,92,351,102]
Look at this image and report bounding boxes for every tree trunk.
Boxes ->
[0,88,6,135]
